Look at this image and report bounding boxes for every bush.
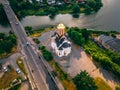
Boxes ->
[39,46,46,50]
[33,38,40,44]
[40,46,53,61]
[43,51,53,61]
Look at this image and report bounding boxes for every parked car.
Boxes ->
[3,66,8,72]
[26,41,30,46]
[16,68,21,74]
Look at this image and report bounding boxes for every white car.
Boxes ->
[16,68,21,74]
[3,66,8,72]
[15,22,18,25]
[26,41,30,46]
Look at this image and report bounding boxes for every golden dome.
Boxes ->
[57,23,65,29]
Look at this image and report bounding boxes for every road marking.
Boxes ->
[27,47,49,90]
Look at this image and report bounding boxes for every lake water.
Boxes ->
[1,0,120,33]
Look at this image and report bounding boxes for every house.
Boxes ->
[47,0,55,4]
[98,35,120,53]
[78,0,87,3]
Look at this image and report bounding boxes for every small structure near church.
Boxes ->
[50,23,71,57]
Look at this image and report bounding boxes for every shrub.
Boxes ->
[39,46,53,61]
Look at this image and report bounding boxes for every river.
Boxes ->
[1,0,120,33]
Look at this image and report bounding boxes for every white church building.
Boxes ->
[50,24,71,57]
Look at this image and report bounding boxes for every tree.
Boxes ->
[67,29,85,46]
[111,34,116,38]
[0,33,5,39]
[0,4,8,25]
[43,51,53,61]
[48,7,57,16]
[94,2,103,12]
[73,70,98,90]
[87,0,96,9]
[81,28,89,41]
[84,5,91,15]
[72,4,80,14]
[39,46,53,61]
[25,26,32,34]
[8,34,17,45]
[0,33,17,54]
[33,3,40,10]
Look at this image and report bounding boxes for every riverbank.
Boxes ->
[9,0,103,19]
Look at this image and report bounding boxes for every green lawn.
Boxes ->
[94,77,112,90]
[17,57,27,76]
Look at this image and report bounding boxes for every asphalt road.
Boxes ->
[2,0,57,90]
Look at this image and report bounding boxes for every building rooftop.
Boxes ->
[99,35,114,44]
[98,35,120,53]
[106,39,120,53]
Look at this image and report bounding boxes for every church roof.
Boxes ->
[57,23,65,29]
[51,31,71,48]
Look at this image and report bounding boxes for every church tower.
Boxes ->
[57,23,65,36]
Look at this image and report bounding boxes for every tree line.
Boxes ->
[8,0,103,19]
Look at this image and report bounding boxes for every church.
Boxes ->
[50,24,71,57]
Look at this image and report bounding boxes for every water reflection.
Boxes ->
[20,0,120,32]
[1,0,120,32]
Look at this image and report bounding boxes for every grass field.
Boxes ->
[17,57,27,76]
[49,60,76,90]
[94,77,112,90]
[0,68,19,89]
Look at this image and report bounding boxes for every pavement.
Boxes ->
[0,52,26,79]
[20,81,32,90]
[38,30,120,90]
[0,52,30,90]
